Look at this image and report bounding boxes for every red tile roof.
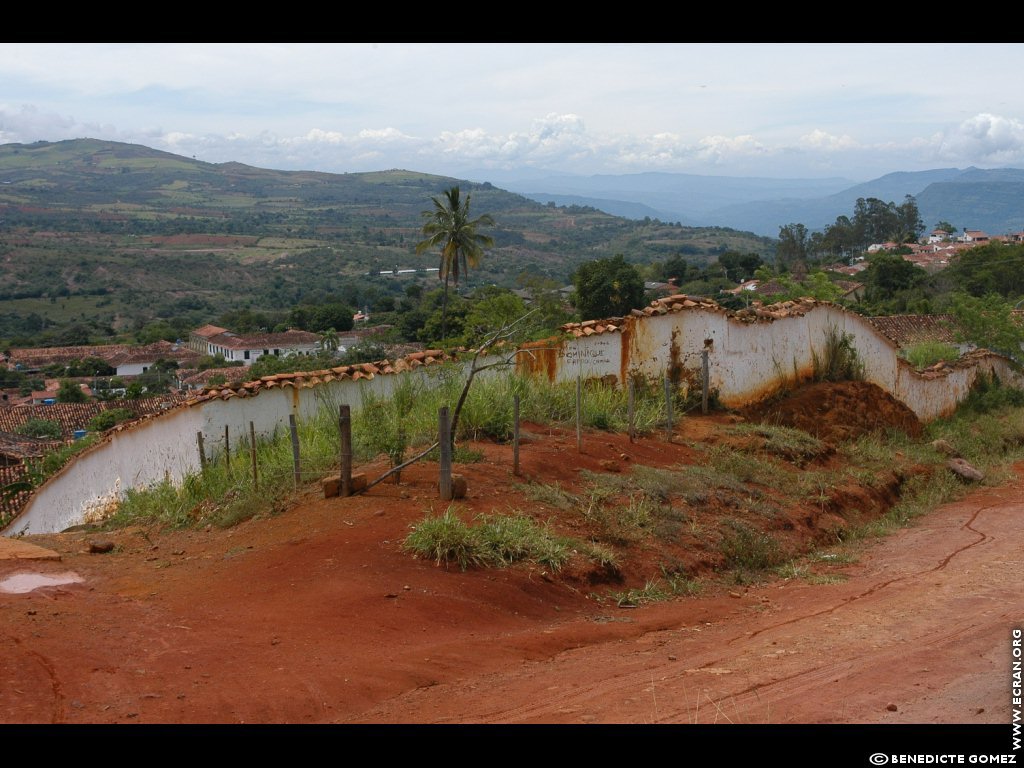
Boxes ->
[107,340,203,367]
[866,314,960,346]
[0,395,185,439]
[203,329,320,350]
[0,431,63,461]
[6,344,129,370]
[191,324,229,339]
[0,464,33,528]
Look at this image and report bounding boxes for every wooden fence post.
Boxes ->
[196,432,206,471]
[512,394,520,476]
[701,348,710,414]
[289,414,300,488]
[664,374,673,442]
[576,374,582,453]
[249,421,258,491]
[439,407,452,501]
[627,378,635,443]
[224,424,231,478]
[339,404,352,497]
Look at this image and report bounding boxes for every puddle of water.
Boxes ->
[0,571,84,594]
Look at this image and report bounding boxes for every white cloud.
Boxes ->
[696,135,771,163]
[0,105,119,144]
[799,129,859,151]
[936,113,1024,165]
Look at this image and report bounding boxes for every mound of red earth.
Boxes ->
[740,380,923,443]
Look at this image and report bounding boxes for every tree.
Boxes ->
[894,195,924,244]
[57,379,88,403]
[659,255,703,284]
[776,223,809,276]
[572,255,645,320]
[752,268,843,303]
[943,242,1024,299]
[860,252,929,314]
[717,251,763,283]
[863,252,927,294]
[950,292,1024,363]
[416,186,495,344]
[457,288,529,348]
[817,215,859,260]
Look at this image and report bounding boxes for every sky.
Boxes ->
[1,42,1023,182]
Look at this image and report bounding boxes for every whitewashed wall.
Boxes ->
[6,302,1021,537]
[520,304,1023,420]
[3,363,457,536]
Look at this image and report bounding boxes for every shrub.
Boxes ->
[812,326,864,382]
[957,372,1024,415]
[15,418,62,439]
[88,408,135,432]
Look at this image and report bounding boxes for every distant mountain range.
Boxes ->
[476,167,1024,238]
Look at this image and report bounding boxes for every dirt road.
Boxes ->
[0,438,1021,754]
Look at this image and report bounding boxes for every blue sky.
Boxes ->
[1,42,1022,181]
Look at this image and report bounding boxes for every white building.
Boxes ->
[189,327,321,366]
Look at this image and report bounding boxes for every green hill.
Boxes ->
[0,139,774,347]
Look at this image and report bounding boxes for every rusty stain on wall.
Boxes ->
[719,361,817,410]
[517,338,563,383]
[668,327,684,384]
[622,314,660,384]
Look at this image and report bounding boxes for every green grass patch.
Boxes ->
[901,341,961,370]
[717,519,788,572]
[724,422,827,465]
[403,507,585,572]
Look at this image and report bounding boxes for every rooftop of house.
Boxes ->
[191,324,229,339]
[203,329,321,350]
[6,340,207,372]
[865,314,961,347]
[106,340,202,367]
[0,395,185,439]
[5,344,130,371]
[0,430,64,462]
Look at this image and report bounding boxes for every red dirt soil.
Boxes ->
[1,383,1020,729]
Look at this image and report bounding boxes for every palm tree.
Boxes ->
[320,327,340,354]
[416,186,494,343]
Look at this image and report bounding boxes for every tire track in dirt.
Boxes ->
[665,616,990,724]
[741,501,1000,642]
[346,489,1018,724]
[415,611,991,725]
[658,499,1007,722]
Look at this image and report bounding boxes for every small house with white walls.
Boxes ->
[107,340,202,377]
[189,327,321,366]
